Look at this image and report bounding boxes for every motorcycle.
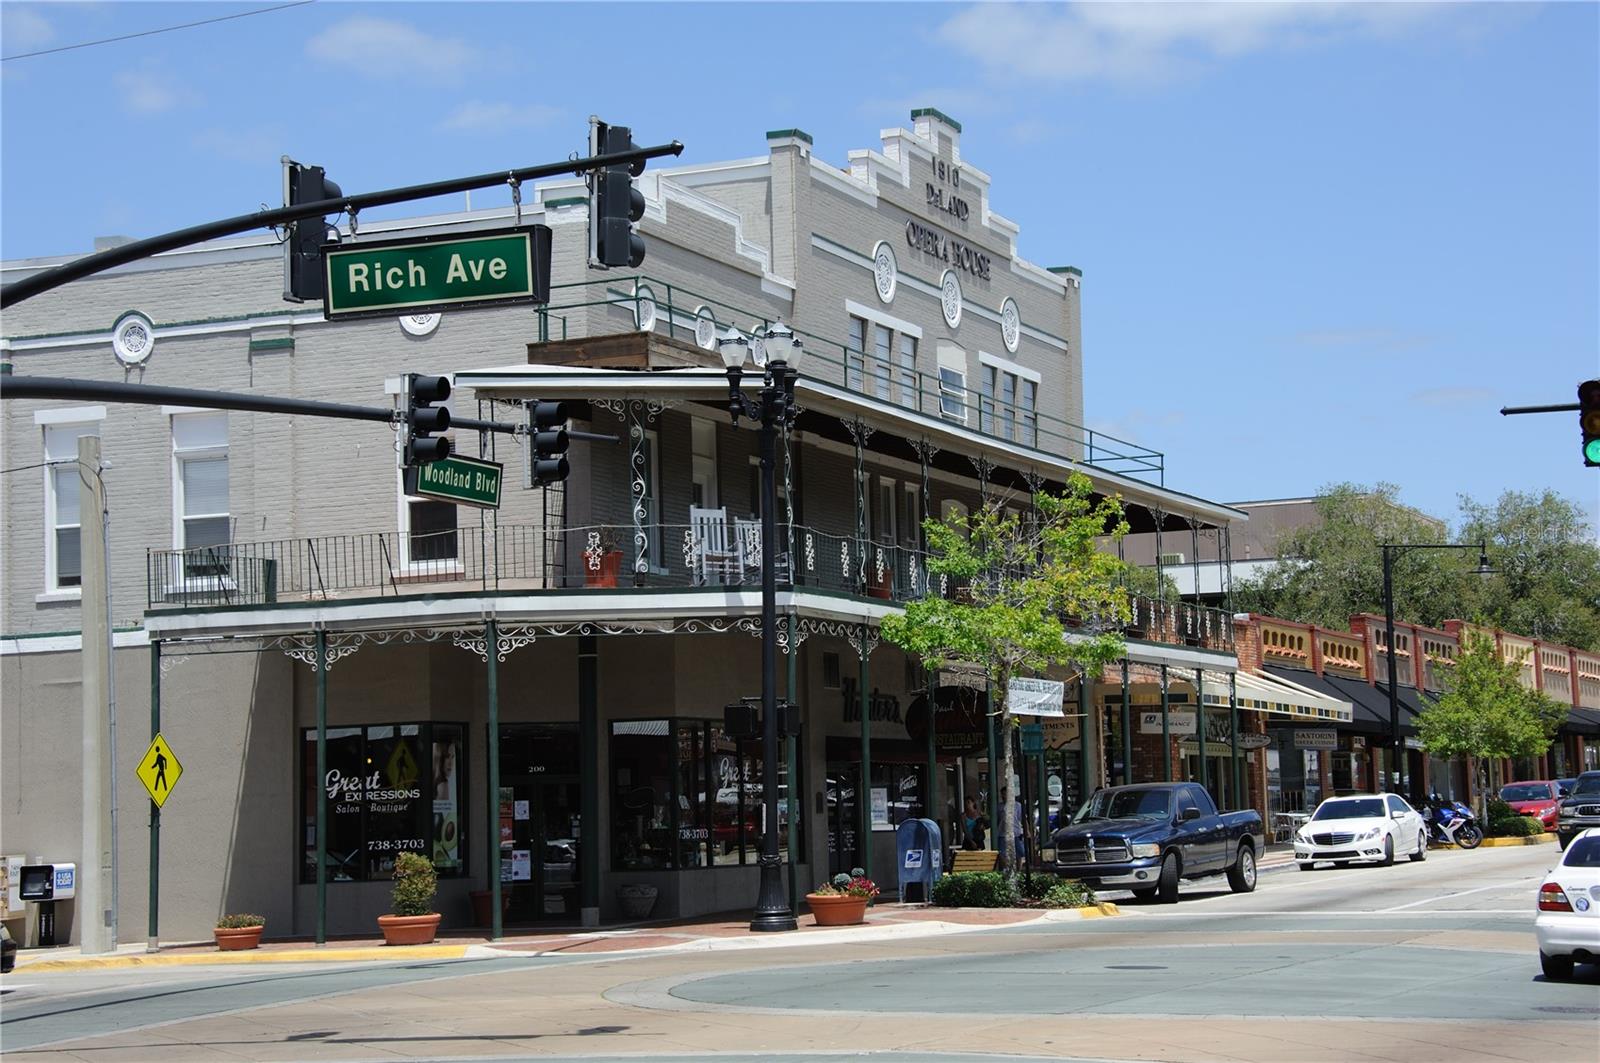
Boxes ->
[1423,794,1483,849]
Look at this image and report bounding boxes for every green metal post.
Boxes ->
[986,680,999,848]
[579,634,600,926]
[925,664,938,832]
[1196,666,1208,799]
[1120,660,1132,786]
[785,619,800,911]
[1160,664,1172,782]
[315,628,327,946]
[487,618,503,940]
[857,632,872,882]
[1229,672,1241,811]
[1078,674,1092,806]
[148,641,160,951]
[1035,749,1047,843]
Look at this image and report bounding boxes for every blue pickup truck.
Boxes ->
[1048,782,1265,903]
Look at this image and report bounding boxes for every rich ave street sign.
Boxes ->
[323,225,551,320]
[404,454,503,509]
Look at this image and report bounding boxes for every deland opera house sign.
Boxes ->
[905,154,991,280]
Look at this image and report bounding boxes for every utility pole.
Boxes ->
[78,436,113,954]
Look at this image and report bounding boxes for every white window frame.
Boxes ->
[901,482,921,549]
[168,410,233,592]
[388,385,463,576]
[846,315,867,392]
[36,407,105,600]
[897,333,918,409]
[876,477,897,545]
[690,417,719,509]
[936,343,968,423]
[871,322,893,400]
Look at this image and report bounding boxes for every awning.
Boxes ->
[1201,669,1352,724]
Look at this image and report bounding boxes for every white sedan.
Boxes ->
[1536,826,1600,981]
[1295,793,1429,869]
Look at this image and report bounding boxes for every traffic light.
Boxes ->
[1581,379,1600,467]
[282,159,343,302]
[588,118,646,269]
[405,374,452,466]
[530,400,569,485]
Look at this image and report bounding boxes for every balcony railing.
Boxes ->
[533,276,1165,483]
[146,523,1232,652]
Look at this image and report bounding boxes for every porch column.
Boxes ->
[926,663,938,835]
[856,624,874,882]
[578,633,600,928]
[315,627,328,946]
[1120,660,1132,785]
[486,619,503,940]
[1195,666,1208,799]
[1229,673,1241,811]
[1160,664,1172,782]
[148,640,161,952]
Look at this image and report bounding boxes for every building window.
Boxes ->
[691,418,718,509]
[171,412,229,578]
[937,343,967,423]
[1000,370,1016,441]
[901,482,922,549]
[611,718,801,871]
[300,722,466,882]
[872,323,893,400]
[897,334,918,408]
[846,316,866,392]
[1021,379,1038,446]
[43,422,99,592]
[979,365,997,434]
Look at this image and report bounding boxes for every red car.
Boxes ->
[1501,781,1562,830]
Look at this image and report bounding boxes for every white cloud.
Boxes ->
[936,2,1454,85]
[114,68,187,115]
[2,6,54,53]
[438,101,561,133]
[306,16,478,79]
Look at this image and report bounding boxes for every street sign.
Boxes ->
[137,732,183,808]
[322,225,551,320]
[1020,723,1044,756]
[404,454,503,509]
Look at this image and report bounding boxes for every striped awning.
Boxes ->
[1202,670,1353,724]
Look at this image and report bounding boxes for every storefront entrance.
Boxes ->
[498,725,582,923]
[825,762,860,876]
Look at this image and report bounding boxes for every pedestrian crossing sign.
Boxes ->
[137,732,183,808]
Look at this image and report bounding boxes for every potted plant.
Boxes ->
[585,531,626,588]
[378,852,441,946]
[214,913,265,950]
[805,868,878,926]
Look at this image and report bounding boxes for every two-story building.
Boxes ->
[3,110,1281,945]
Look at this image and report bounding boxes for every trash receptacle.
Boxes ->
[894,819,942,903]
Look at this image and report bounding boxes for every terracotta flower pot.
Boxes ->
[378,912,441,946]
[214,925,264,951]
[806,893,869,926]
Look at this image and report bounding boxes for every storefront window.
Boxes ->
[300,723,465,882]
[611,720,674,870]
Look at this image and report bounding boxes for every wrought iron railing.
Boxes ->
[146,522,1232,651]
[533,276,1165,483]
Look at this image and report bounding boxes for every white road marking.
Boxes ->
[1379,880,1539,912]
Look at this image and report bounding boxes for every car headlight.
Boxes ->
[1357,827,1382,841]
[1295,828,1311,843]
[1129,843,1161,859]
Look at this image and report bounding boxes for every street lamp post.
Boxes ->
[1380,541,1492,796]
[721,322,801,933]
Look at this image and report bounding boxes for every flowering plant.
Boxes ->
[813,867,879,899]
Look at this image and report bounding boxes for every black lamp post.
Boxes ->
[720,321,801,933]
[1380,541,1493,796]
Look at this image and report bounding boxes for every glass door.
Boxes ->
[500,778,582,923]
[826,762,859,876]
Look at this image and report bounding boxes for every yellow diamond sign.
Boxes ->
[137,733,183,808]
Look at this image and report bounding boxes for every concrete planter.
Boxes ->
[213,925,264,951]
[378,913,442,946]
[806,893,869,926]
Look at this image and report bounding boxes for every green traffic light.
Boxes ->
[1587,437,1600,464]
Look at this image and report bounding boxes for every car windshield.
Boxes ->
[1573,775,1600,796]
[1562,837,1600,867]
[1312,798,1385,820]
[1074,788,1173,823]
[1501,784,1551,802]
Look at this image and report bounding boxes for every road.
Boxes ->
[2,845,1594,1063]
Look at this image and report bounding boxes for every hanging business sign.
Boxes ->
[1007,677,1065,718]
[1294,729,1338,750]
[322,224,551,320]
[1138,711,1197,736]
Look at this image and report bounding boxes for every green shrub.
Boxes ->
[1037,880,1096,909]
[215,913,264,929]
[390,852,438,916]
[1485,798,1544,838]
[931,871,1018,908]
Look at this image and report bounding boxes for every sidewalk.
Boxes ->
[10,900,1121,973]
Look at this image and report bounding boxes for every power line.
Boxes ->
[1,1,316,62]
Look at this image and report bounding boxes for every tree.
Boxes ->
[1416,635,1568,816]
[1457,489,1600,651]
[880,473,1133,874]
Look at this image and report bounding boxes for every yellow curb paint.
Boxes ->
[1479,834,1555,847]
[19,944,467,972]
[1073,902,1122,920]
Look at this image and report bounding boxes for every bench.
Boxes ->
[948,850,999,873]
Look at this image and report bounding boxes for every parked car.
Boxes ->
[1501,781,1563,831]
[1048,782,1264,904]
[1535,827,1600,981]
[1556,771,1600,849]
[1295,793,1428,869]
[1556,778,1578,797]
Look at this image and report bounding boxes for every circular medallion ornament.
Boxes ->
[694,306,718,350]
[399,313,441,337]
[1000,298,1021,353]
[111,310,155,366]
[872,241,898,304]
[633,284,657,332]
[749,324,769,368]
[940,270,963,329]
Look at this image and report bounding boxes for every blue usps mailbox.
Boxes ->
[895,818,942,902]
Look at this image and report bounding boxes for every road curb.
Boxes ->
[1479,833,1556,847]
[15,943,468,972]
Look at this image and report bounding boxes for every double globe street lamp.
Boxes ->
[719,322,802,932]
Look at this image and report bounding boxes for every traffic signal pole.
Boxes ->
[2,141,683,309]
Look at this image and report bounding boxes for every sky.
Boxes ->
[2,1,1596,531]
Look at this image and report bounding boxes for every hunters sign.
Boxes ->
[404,454,503,510]
[322,225,551,319]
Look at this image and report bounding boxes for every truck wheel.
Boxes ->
[1226,845,1257,893]
[1409,831,1427,861]
[1540,951,1574,981]
[1131,887,1157,901]
[1156,853,1180,904]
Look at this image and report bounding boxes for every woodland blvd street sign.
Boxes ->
[405,454,503,509]
[323,224,551,319]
